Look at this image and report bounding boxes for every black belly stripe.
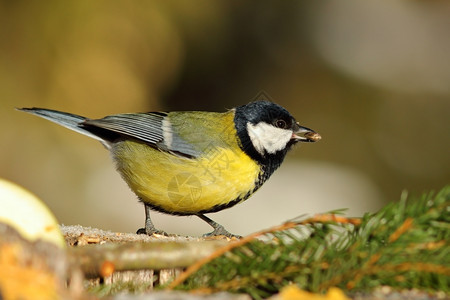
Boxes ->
[138,186,255,216]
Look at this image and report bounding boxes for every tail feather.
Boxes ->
[17,108,107,145]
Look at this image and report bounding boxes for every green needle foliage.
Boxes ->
[177,186,449,299]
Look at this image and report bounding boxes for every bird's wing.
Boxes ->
[83,112,165,145]
[82,112,207,159]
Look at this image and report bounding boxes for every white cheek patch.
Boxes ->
[247,122,292,155]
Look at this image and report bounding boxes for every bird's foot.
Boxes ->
[136,227,168,236]
[203,224,242,239]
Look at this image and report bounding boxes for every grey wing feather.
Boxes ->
[164,129,202,158]
[83,113,166,145]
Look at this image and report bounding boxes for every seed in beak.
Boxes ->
[304,131,321,142]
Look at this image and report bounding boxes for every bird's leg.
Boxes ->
[197,214,242,238]
[136,204,168,236]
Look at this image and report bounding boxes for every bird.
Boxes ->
[18,100,321,237]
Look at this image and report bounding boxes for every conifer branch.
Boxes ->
[170,186,449,298]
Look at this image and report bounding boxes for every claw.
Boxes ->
[202,224,242,239]
[136,227,168,236]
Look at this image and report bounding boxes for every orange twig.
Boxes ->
[311,214,362,225]
[389,218,413,243]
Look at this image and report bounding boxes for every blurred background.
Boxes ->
[1,1,449,236]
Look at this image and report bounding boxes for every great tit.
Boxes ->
[19,101,320,237]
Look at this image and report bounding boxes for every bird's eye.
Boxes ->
[275,119,287,129]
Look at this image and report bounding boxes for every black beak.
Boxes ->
[291,123,321,143]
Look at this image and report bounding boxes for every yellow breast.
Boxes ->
[111,140,260,214]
